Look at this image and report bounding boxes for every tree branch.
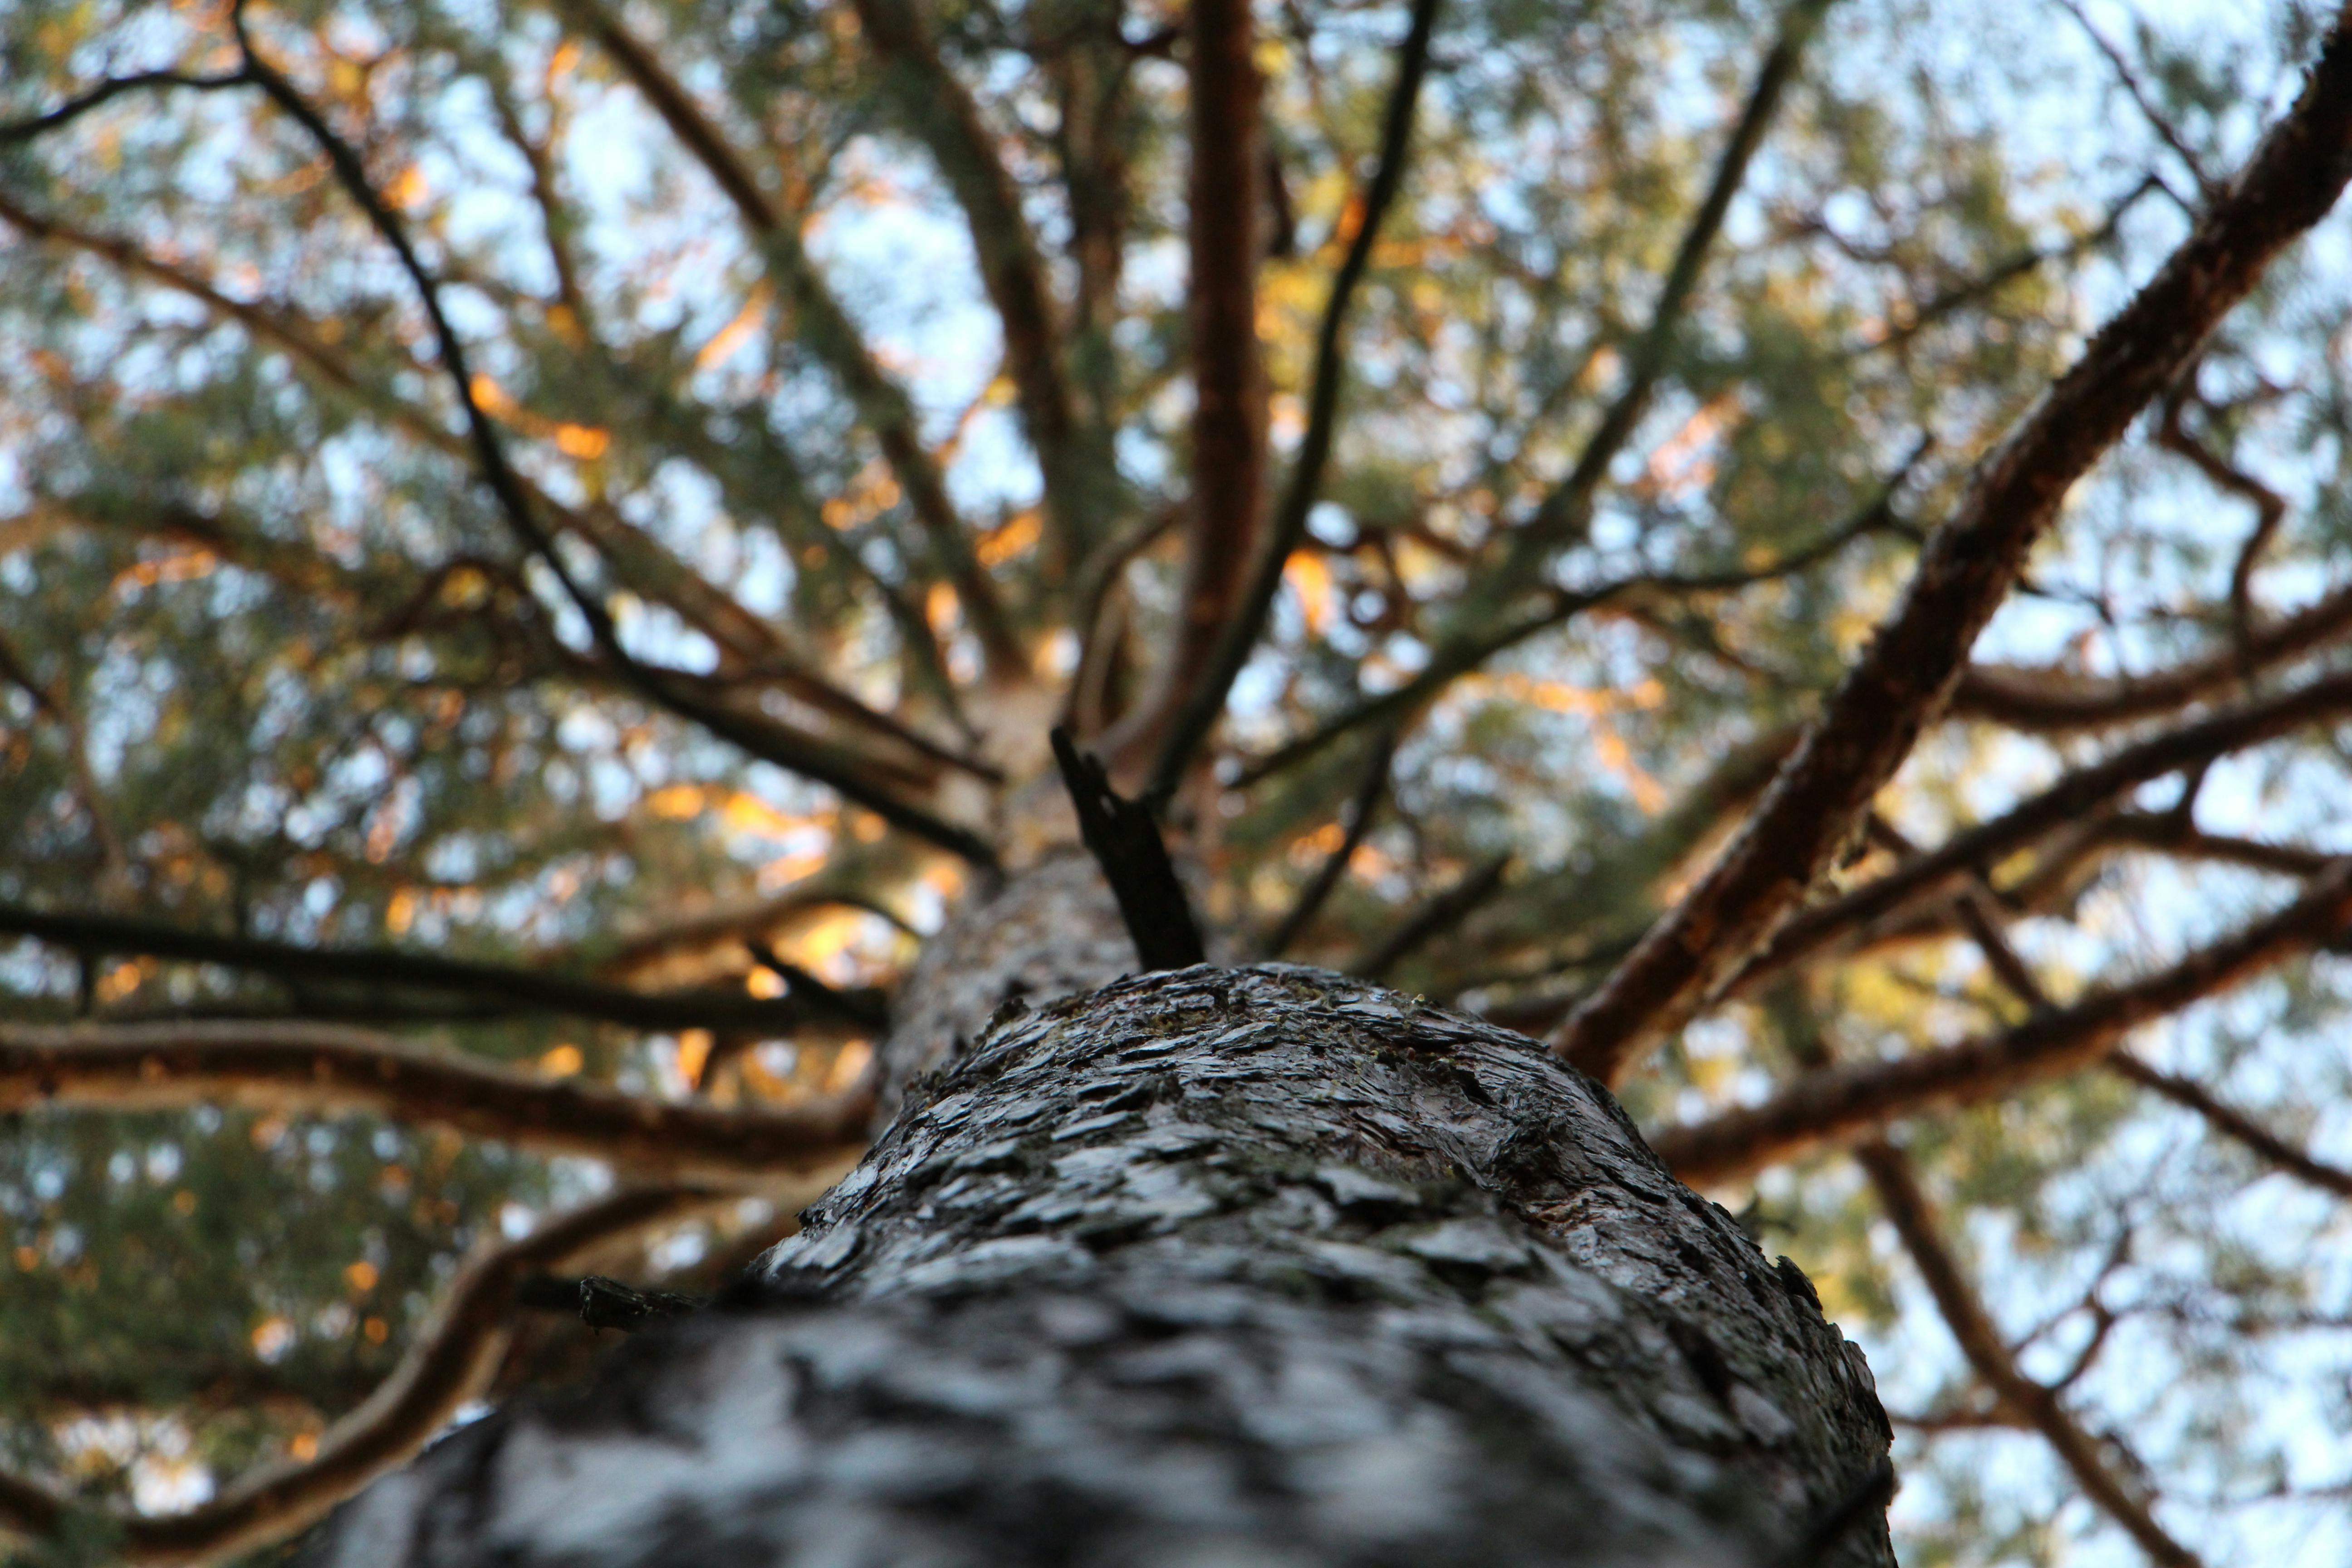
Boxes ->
[2105,813,2338,879]
[1555,14,2352,1084]
[1652,859,2352,1186]
[1263,731,1396,957]
[0,68,251,144]
[2107,1053,2352,1200]
[223,19,1000,867]
[1355,852,1512,982]
[1106,0,1270,780]
[0,903,881,1034]
[745,940,890,1032]
[591,889,920,981]
[2156,392,2289,637]
[1727,668,2352,997]
[0,1185,724,1566]
[1050,728,1206,970]
[848,0,1092,561]
[1936,817,2352,1207]
[2054,0,2216,199]
[1856,1140,2205,1566]
[558,0,1025,677]
[0,193,990,789]
[1137,0,1441,797]
[0,1020,871,1181]
[1948,580,2352,733]
[1495,0,1833,576]
[1844,176,2161,360]
[1235,447,1911,790]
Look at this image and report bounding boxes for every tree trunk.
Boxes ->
[299,860,1893,1567]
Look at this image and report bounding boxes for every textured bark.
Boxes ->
[873,847,1138,1119]
[299,930,1893,1565]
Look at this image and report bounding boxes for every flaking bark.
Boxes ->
[300,956,1892,1566]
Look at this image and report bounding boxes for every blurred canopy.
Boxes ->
[5,0,2352,1562]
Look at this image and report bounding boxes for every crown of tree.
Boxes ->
[5,0,2352,1562]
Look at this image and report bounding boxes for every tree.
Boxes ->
[3,0,2351,1561]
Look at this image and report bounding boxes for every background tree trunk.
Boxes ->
[299,863,1893,1567]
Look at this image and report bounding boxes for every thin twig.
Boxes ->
[2108,1053,2352,1200]
[1264,732,1396,957]
[1652,860,2352,1185]
[1139,0,1442,799]
[0,67,252,143]
[1858,1141,2203,1565]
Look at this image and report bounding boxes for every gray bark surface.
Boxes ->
[300,947,1892,1567]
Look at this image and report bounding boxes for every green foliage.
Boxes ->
[3,0,2350,1559]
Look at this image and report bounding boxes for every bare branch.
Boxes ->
[558,0,1025,676]
[2107,1053,2352,1200]
[0,67,250,144]
[2156,392,2290,636]
[1264,732,1396,957]
[0,1186,724,1565]
[1652,859,2352,1185]
[2055,0,2217,198]
[1936,813,2352,1206]
[1137,0,1441,797]
[1857,1140,2205,1566]
[1730,668,2352,996]
[0,1020,870,1181]
[1355,852,1511,981]
[1950,581,2352,733]
[2105,813,2338,879]
[1556,17,2352,1084]
[848,0,1093,559]
[0,903,881,1034]
[1844,176,2160,360]
[222,24,1000,866]
[1051,729,1206,970]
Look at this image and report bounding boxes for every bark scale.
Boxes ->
[299,866,1891,1566]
